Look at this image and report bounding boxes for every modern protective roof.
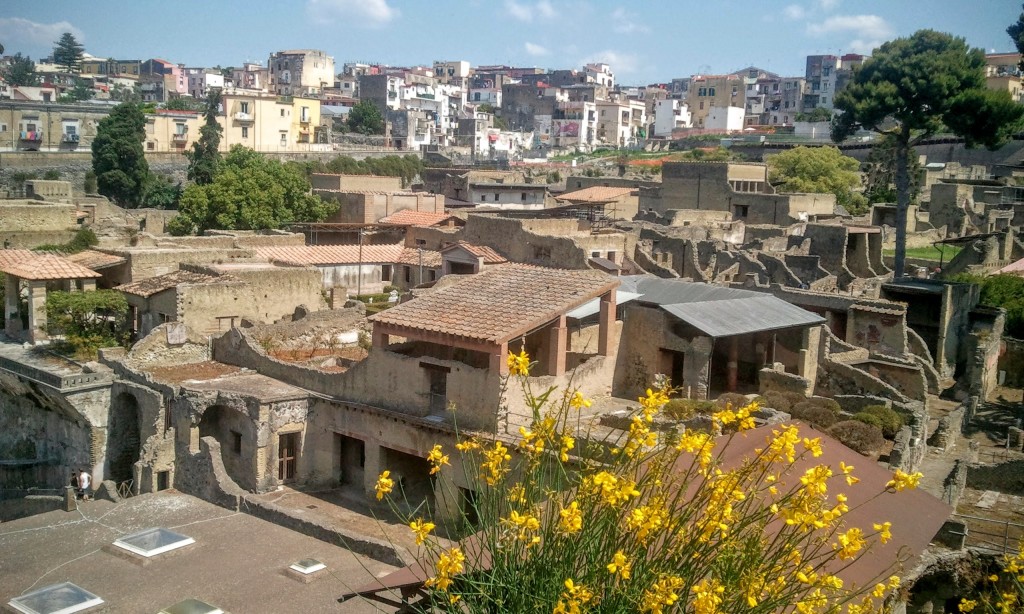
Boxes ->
[0,254,102,281]
[369,265,618,344]
[618,275,824,337]
[255,244,405,266]
[555,186,636,203]
[378,210,460,226]
[997,257,1024,275]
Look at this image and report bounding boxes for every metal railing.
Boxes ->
[953,513,1024,554]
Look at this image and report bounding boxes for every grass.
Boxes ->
[882,245,961,261]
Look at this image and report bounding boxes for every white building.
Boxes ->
[705,106,745,132]
[653,99,692,137]
[584,63,615,88]
[469,88,502,107]
[596,100,646,147]
[184,69,225,99]
[433,60,471,85]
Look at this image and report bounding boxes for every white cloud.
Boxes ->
[611,7,650,34]
[306,0,399,26]
[504,0,557,22]
[0,18,84,53]
[782,4,806,20]
[817,0,840,10]
[581,49,640,75]
[807,14,894,52]
[524,42,549,57]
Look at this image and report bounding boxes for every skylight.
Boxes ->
[112,527,195,558]
[289,558,327,575]
[7,582,104,614]
[158,598,223,614]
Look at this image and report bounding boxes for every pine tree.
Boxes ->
[91,103,150,207]
[52,32,85,73]
[184,89,223,185]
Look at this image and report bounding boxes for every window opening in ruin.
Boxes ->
[156,471,169,491]
[334,433,365,486]
[278,432,299,481]
[231,430,242,454]
[216,316,238,331]
[109,393,141,486]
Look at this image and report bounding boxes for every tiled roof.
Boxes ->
[556,186,636,203]
[0,254,102,280]
[369,265,618,344]
[66,250,127,270]
[254,244,405,265]
[378,210,457,226]
[0,249,37,268]
[117,270,221,298]
[441,241,507,264]
[997,257,1024,274]
[395,248,443,267]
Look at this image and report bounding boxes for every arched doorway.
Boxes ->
[108,393,141,486]
[197,405,250,489]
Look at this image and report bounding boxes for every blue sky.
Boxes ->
[0,0,1018,84]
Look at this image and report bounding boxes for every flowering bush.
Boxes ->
[958,547,1024,613]
[373,350,922,613]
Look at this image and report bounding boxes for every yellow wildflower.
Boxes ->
[425,546,464,591]
[569,391,591,410]
[834,527,866,560]
[506,509,541,546]
[559,434,575,462]
[557,500,583,535]
[374,470,394,500]
[409,518,435,545]
[689,578,724,614]
[802,437,823,457]
[553,578,594,614]
[426,444,449,475]
[873,521,892,544]
[839,461,860,485]
[584,470,640,506]
[640,574,684,614]
[886,469,923,491]
[959,599,978,612]
[606,550,632,579]
[508,483,526,504]
[480,441,511,486]
[455,438,481,452]
[507,349,530,376]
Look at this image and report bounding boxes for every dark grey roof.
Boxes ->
[619,275,824,337]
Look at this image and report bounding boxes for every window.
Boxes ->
[231,431,242,454]
[280,109,285,117]
[708,87,715,96]
[147,141,155,150]
[241,127,249,138]
[494,193,500,201]
[480,194,487,202]
[240,101,249,114]
[280,132,287,146]
[404,266,411,283]
[521,192,527,201]
[735,205,749,218]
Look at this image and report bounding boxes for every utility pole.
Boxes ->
[357,227,363,298]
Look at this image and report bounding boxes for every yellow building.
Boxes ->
[219,89,324,152]
[686,74,743,128]
[143,110,203,153]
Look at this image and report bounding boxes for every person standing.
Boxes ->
[78,468,92,501]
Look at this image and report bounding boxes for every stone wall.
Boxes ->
[1000,338,1024,389]
[0,201,77,232]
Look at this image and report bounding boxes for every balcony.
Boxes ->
[61,133,80,144]
[234,112,254,123]
[19,131,43,141]
[172,132,188,144]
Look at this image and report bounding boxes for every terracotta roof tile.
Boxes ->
[66,250,127,270]
[997,257,1024,274]
[117,270,221,298]
[369,265,618,344]
[395,248,443,267]
[378,210,458,226]
[556,186,636,203]
[255,244,405,265]
[0,249,37,268]
[0,253,102,280]
[440,242,507,264]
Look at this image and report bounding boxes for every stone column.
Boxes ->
[26,280,47,343]
[363,442,383,499]
[4,274,19,335]
[549,315,567,377]
[598,288,616,356]
[490,342,509,376]
[371,328,389,349]
[81,278,96,291]
[798,325,821,387]
[726,336,739,392]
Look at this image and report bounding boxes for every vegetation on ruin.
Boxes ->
[882,245,960,262]
[765,146,868,215]
[956,544,1024,612]
[952,274,1024,340]
[832,29,1024,279]
[91,102,151,208]
[827,421,885,456]
[45,290,129,359]
[290,154,424,188]
[857,406,905,440]
[167,145,336,235]
[33,227,98,254]
[370,351,921,612]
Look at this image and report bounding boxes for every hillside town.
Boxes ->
[2,4,1024,613]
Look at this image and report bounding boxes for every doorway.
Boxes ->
[278,432,299,481]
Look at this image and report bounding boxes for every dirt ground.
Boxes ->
[144,360,243,383]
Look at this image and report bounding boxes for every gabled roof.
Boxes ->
[0,254,102,281]
[440,241,507,264]
[0,250,37,268]
[619,275,824,338]
[378,210,462,227]
[395,248,443,268]
[254,244,405,266]
[556,186,636,203]
[369,265,617,344]
[997,257,1024,275]
[66,250,127,271]
[117,270,221,298]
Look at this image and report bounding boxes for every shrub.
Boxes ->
[852,412,884,429]
[371,353,917,612]
[45,289,129,359]
[803,396,841,414]
[715,392,750,410]
[829,420,885,456]
[758,390,800,412]
[789,402,839,429]
[84,171,98,195]
[859,405,904,439]
[662,398,715,420]
[42,169,61,180]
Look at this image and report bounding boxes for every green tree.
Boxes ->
[832,30,1024,278]
[164,97,202,112]
[795,107,832,123]
[167,145,337,235]
[45,290,129,359]
[52,32,84,73]
[110,83,142,103]
[766,146,868,215]
[83,170,98,195]
[91,102,150,207]
[347,100,385,135]
[184,89,223,185]
[1008,4,1024,71]
[58,77,93,103]
[140,174,182,209]
[3,53,39,87]
[863,135,922,205]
